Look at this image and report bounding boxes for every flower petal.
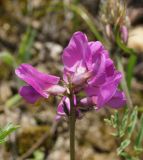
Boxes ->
[85,85,99,97]
[105,58,115,77]
[107,91,126,108]
[57,102,66,116]
[62,31,90,71]
[97,72,122,107]
[88,41,104,60]
[57,97,70,116]
[47,85,66,95]
[88,53,106,85]
[19,86,42,103]
[15,64,60,98]
[80,97,93,106]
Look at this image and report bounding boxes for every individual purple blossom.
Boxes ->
[15,31,126,120]
[15,64,66,103]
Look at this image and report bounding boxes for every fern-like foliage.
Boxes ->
[0,123,19,144]
[105,107,143,160]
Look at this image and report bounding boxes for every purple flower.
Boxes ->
[15,64,65,103]
[62,31,126,109]
[15,31,126,120]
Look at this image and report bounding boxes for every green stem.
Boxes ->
[69,95,76,160]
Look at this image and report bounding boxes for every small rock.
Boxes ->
[93,152,119,160]
[20,113,36,128]
[45,42,63,61]
[34,109,55,124]
[128,26,143,53]
[77,146,95,160]
[47,149,69,160]
[0,82,12,103]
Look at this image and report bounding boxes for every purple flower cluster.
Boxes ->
[15,32,126,119]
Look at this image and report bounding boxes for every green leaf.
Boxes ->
[120,152,132,160]
[126,54,137,89]
[135,114,143,149]
[113,111,119,128]
[117,139,131,155]
[120,152,139,160]
[0,123,19,144]
[104,111,119,127]
[127,107,138,138]
[104,111,119,136]
[104,118,112,125]
[119,107,129,137]
[134,146,143,153]
[18,27,36,62]
[33,150,45,160]
[5,94,21,108]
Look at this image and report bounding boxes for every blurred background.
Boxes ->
[0,0,143,159]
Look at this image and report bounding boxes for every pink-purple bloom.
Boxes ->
[15,31,126,119]
[15,64,65,103]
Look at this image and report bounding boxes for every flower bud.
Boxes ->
[120,25,128,43]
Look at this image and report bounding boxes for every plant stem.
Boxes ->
[69,95,76,160]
